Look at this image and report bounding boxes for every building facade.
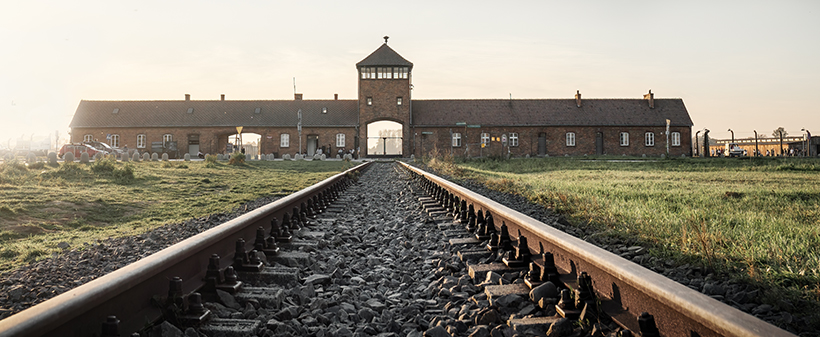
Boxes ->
[69,40,694,158]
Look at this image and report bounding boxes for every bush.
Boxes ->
[229,152,246,165]
[112,164,135,183]
[204,154,218,164]
[91,156,117,173]
[28,162,46,170]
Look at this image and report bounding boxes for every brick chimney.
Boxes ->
[334,93,338,100]
[643,89,654,109]
[185,94,190,101]
[294,93,303,100]
[575,90,582,108]
[220,94,225,101]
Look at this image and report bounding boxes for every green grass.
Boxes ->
[0,159,351,271]
[430,156,820,302]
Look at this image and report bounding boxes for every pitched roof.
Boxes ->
[356,44,413,69]
[411,98,693,127]
[69,100,358,128]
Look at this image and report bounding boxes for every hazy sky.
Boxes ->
[2,1,818,148]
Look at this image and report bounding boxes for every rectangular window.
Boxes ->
[361,67,377,79]
[397,97,402,106]
[671,132,681,146]
[83,134,94,142]
[366,97,372,106]
[566,132,576,147]
[336,133,345,147]
[137,134,146,148]
[645,132,655,146]
[480,133,490,146]
[395,67,408,79]
[280,134,290,147]
[377,67,392,79]
[509,133,519,147]
[111,134,120,148]
[162,134,173,146]
[620,132,629,146]
[452,133,462,147]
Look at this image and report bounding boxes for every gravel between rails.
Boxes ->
[0,161,811,336]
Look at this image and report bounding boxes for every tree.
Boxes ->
[773,127,788,138]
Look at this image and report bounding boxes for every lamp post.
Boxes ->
[703,129,711,157]
[779,130,784,156]
[695,130,701,157]
[728,129,734,143]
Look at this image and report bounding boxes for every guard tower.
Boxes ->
[356,36,413,157]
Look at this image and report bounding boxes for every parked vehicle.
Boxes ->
[724,143,743,157]
[83,141,123,156]
[58,143,107,158]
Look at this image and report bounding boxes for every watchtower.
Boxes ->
[356,36,413,157]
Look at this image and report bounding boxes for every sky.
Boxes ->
[2,1,818,149]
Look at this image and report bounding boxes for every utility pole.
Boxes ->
[753,130,759,157]
[695,130,701,157]
[297,109,302,155]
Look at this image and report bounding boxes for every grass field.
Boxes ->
[0,158,350,271]
[429,155,820,301]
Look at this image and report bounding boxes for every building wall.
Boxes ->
[71,126,357,158]
[411,126,692,158]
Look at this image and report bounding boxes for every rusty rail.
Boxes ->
[0,161,370,337]
[399,161,794,337]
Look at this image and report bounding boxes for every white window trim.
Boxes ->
[509,133,519,147]
[111,134,120,148]
[336,133,345,148]
[83,134,94,142]
[671,132,681,146]
[162,134,173,146]
[452,133,462,147]
[620,132,629,147]
[645,132,655,146]
[566,132,576,147]
[397,97,402,106]
[280,134,290,148]
[137,134,146,148]
[480,133,490,145]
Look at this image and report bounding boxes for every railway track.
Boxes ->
[0,161,797,337]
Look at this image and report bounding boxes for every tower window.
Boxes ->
[377,67,392,79]
[361,67,376,79]
[397,97,402,106]
[393,67,408,79]
[366,97,372,106]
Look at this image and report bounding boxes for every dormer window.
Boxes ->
[254,107,261,114]
[112,108,119,114]
[187,108,194,114]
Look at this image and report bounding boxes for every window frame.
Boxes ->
[509,133,519,147]
[162,134,173,147]
[110,134,120,148]
[566,132,576,147]
[397,97,402,106]
[280,133,290,148]
[336,133,345,148]
[645,132,655,146]
[137,134,146,148]
[83,134,94,142]
[620,132,630,146]
[671,132,681,146]
[452,133,462,147]
[366,97,372,106]
[480,132,490,146]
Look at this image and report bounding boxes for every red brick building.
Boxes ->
[69,39,693,158]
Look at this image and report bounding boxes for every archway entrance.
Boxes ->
[228,133,261,157]
[367,121,403,157]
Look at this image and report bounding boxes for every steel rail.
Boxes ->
[0,161,370,337]
[399,161,794,337]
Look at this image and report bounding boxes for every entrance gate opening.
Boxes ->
[227,133,261,157]
[367,121,402,157]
